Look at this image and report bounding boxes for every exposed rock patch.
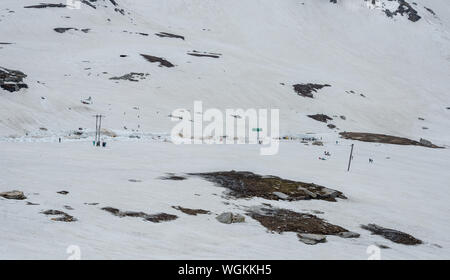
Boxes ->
[187,50,222,58]
[293,83,330,98]
[361,224,422,245]
[54,28,90,34]
[41,209,77,222]
[0,67,28,92]
[110,72,149,82]
[101,207,178,223]
[298,233,327,245]
[155,32,185,40]
[172,206,210,216]
[84,202,99,206]
[337,231,361,238]
[327,124,337,129]
[81,0,96,9]
[26,202,40,206]
[0,190,27,200]
[128,179,142,183]
[384,0,421,22]
[24,3,67,9]
[307,114,333,123]
[160,174,187,181]
[140,54,175,68]
[189,171,346,202]
[340,132,442,148]
[248,207,349,244]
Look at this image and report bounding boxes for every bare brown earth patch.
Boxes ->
[189,171,346,202]
[248,207,348,235]
[172,206,211,216]
[340,132,442,148]
[361,224,422,245]
[101,207,177,223]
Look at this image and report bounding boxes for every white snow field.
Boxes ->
[1,140,450,259]
[1,0,450,259]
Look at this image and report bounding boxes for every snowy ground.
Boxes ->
[1,139,449,259]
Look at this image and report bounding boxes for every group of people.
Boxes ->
[318,149,374,164]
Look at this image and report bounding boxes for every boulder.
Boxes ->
[0,190,27,200]
[419,138,433,147]
[216,212,245,224]
[297,233,327,245]
[272,191,289,200]
[337,231,360,238]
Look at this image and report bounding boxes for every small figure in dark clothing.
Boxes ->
[369,158,374,163]
[58,138,61,143]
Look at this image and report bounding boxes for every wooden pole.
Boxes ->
[95,115,99,144]
[98,115,102,144]
[347,144,354,172]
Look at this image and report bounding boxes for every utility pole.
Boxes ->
[93,114,104,146]
[347,144,354,172]
[94,115,99,144]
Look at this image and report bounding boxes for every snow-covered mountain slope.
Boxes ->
[2,1,450,260]
[1,0,449,144]
[1,140,450,259]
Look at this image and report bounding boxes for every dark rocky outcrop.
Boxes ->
[339,132,443,148]
[187,50,222,58]
[54,28,90,34]
[0,190,27,200]
[81,0,96,9]
[293,83,330,98]
[248,207,350,245]
[361,224,422,245]
[155,32,185,40]
[190,171,346,202]
[172,206,210,216]
[159,174,187,181]
[327,124,337,129]
[110,72,149,82]
[101,207,178,223]
[140,54,175,68]
[0,67,28,92]
[384,0,421,22]
[41,209,77,222]
[307,114,333,123]
[24,3,67,9]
